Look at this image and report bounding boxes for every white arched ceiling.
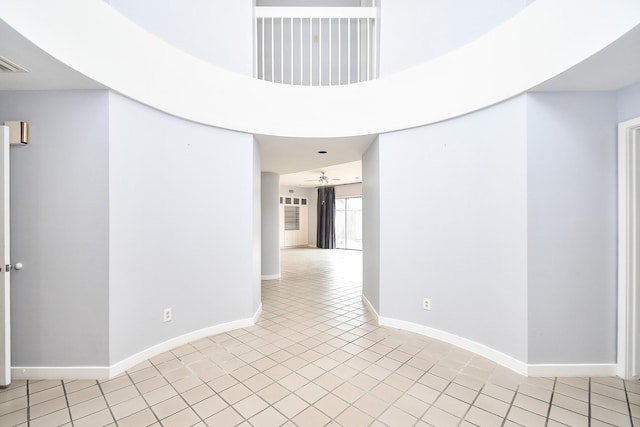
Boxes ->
[0,0,639,138]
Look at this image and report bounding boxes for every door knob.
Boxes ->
[13,262,22,270]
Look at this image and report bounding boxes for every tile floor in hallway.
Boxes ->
[1,247,639,427]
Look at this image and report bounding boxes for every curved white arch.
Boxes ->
[0,0,639,137]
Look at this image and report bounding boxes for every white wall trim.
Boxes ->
[14,305,616,380]
[617,115,640,380]
[361,294,379,323]
[261,273,281,280]
[1,127,10,387]
[253,303,263,323]
[109,314,258,379]
[379,316,528,376]
[11,308,263,381]
[12,366,110,381]
[378,316,616,378]
[528,363,617,378]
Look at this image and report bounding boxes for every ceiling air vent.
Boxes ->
[0,56,27,73]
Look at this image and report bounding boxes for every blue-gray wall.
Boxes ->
[618,81,640,122]
[361,88,634,366]
[362,137,380,313]
[526,92,618,364]
[377,97,529,361]
[252,140,262,312]
[108,92,258,364]
[0,90,260,369]
[261,172,280,277]
[0,91,110,366]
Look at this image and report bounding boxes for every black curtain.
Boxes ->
[317,186,336,249]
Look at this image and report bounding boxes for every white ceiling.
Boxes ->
[1,17,640,187]
[256,133,375,186]
[279,160,363,188]
[533,23,640,92]
[0,19,103,90]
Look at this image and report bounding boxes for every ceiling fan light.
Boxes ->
[318,174,331,186]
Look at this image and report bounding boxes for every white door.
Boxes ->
[0,126,10,386]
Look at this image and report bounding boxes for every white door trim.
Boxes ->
[618,116,640,380]
[0,126,10,386]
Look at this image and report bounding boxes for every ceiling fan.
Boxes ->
[305,172,340,186]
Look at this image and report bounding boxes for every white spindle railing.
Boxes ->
[255,7,377,86]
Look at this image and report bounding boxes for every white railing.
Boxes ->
[255,7,377,86]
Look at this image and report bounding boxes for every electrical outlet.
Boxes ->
[163,308,172,322]
[423,298,431,311]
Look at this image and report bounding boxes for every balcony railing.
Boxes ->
[255,7,377,86]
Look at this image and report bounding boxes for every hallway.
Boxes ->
[0,248,638,426]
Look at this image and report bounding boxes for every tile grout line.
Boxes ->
[61,380,100,424]
[276,258,453,424]
[337,336,412,423]
[623,380,634,427]
[194,349,279,425]
[121,369,166,425]
[95,378,119,426]
[60,380,75,427]
[135,357,227,426]
[501,382,521,427]
[429,360,480,425]
[253,295,376,423]
[333,341,407,425]
[259,281,408,424]
[587,377,591,427]
[457,382,485,426]
[26,380,30,427]
[544,377,556,427]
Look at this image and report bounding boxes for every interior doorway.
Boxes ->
[618,116,640,380]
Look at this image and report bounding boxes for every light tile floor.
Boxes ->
[1,248,639,426]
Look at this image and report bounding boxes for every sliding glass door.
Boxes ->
[335,197,362,250]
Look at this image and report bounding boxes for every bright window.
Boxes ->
[335,197,362,250]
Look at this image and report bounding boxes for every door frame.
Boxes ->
[618,116,640,380]
[0,126,10,386]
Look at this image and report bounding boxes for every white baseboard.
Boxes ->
[253,303,263,323]
[527,363,617,377]
[379,316,529,376]
[12,307,263,381]
[109,314,258,378]
[12,366,110,381]
[13,306,617,381]
[261,273,281,280]
[361,295,379,323]
[378,316,618,378]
